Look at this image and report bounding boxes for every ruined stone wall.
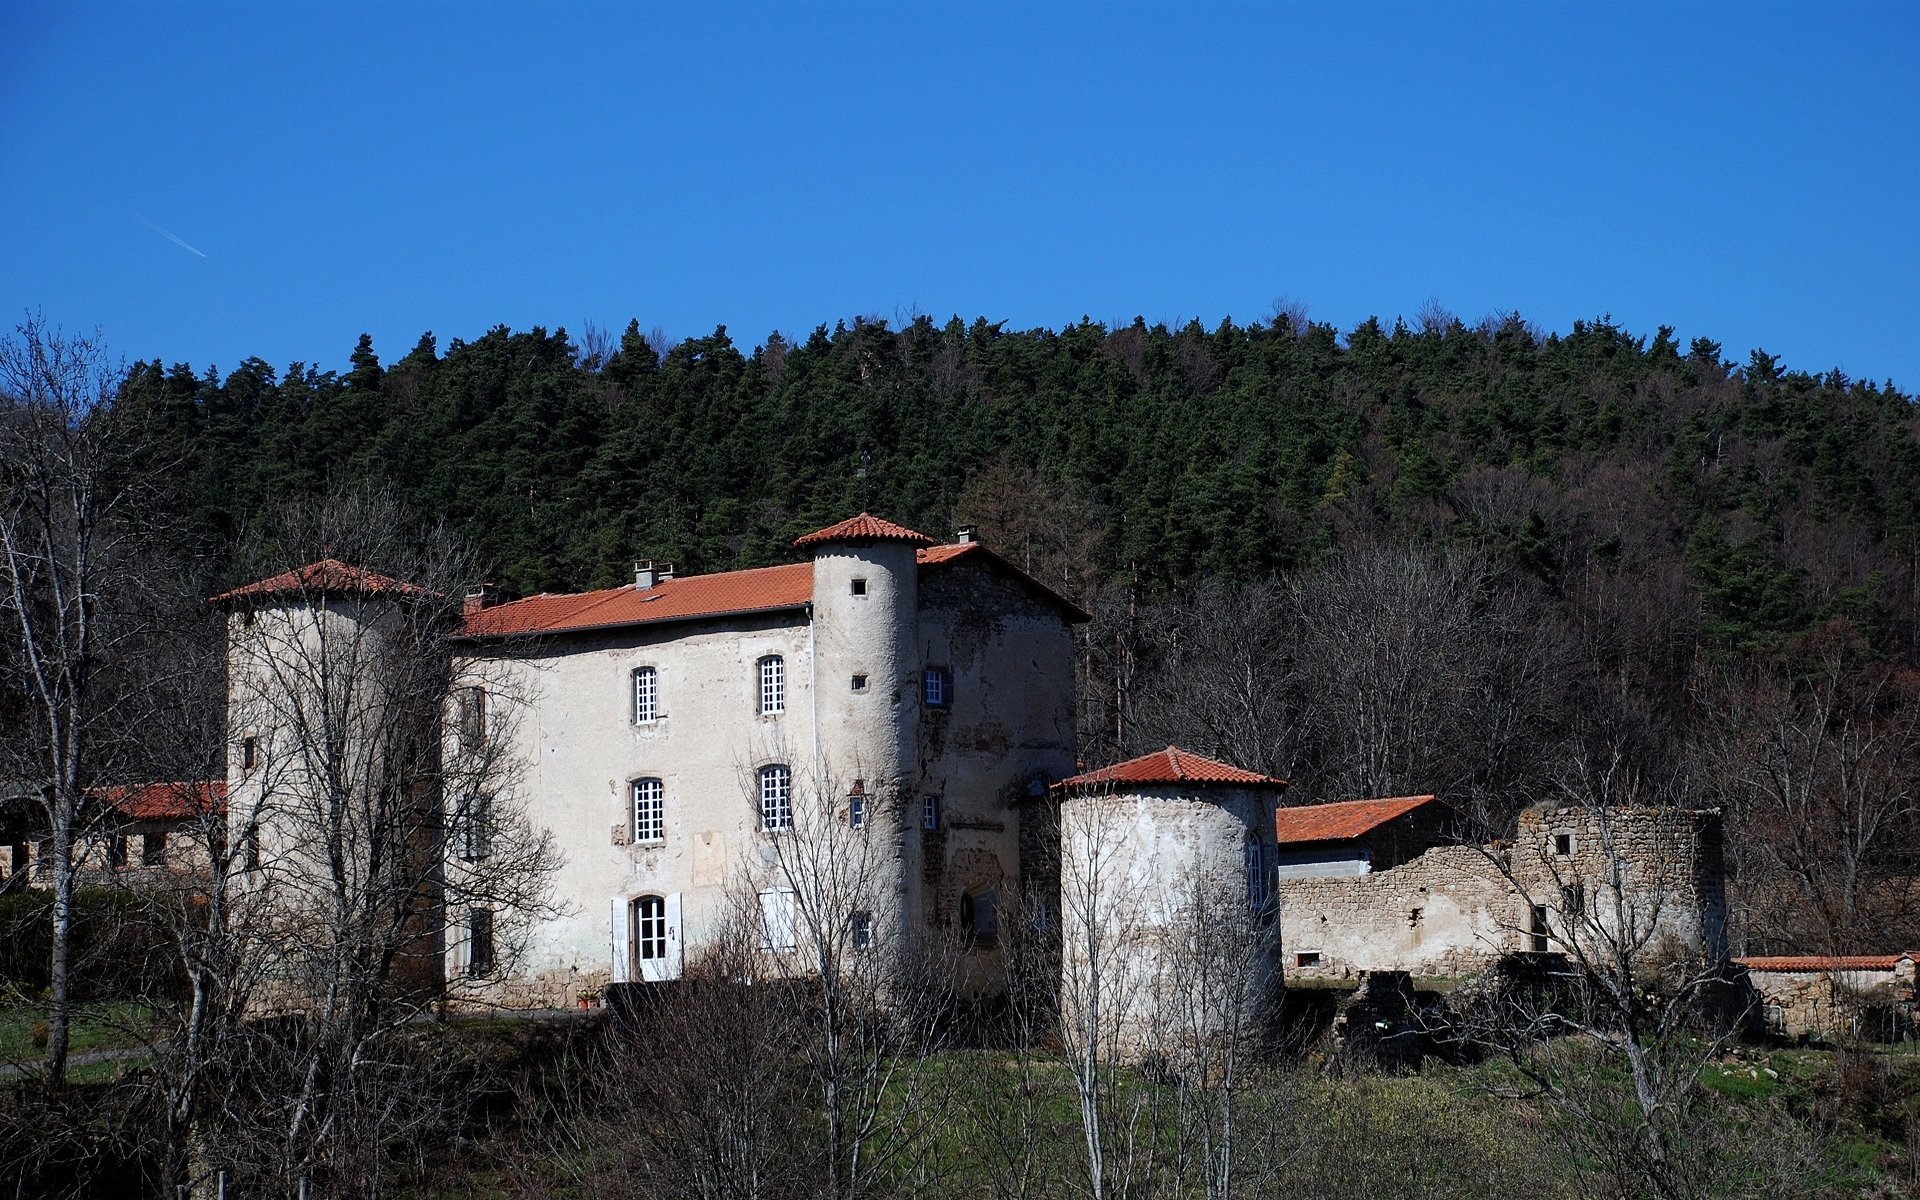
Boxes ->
[1279,846,1518,979]
[1279,806,1728,982]
[1509,806,1728,962]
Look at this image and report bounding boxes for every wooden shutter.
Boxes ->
[665,892,683,980]
[610,896,630,984]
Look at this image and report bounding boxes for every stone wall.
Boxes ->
[1279,806,1727,981]
[1279,846,1517,979]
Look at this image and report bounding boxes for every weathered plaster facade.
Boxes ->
[452,519,1081,1006]
[1053,750,1288,1051]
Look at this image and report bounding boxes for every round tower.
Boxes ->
[797,514,931,807]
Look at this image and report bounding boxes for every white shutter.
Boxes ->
[665,892,683,981]
[759,888,796,953]
[610,896,630,984]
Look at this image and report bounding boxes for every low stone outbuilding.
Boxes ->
[1738,953,1919,1042]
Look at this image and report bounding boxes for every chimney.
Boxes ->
[633,561,658,590]
[955,525,978,545]
[462,583,498,616]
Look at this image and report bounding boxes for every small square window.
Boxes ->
[851,578,867,596]
[923,668,950,708]
[142,833,167,868]
[851,674,868,692]
[922,794,940,831]
[1553,833,1573,857]
[1294,951,1321,968]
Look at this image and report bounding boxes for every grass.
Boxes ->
[0,998,162,1068]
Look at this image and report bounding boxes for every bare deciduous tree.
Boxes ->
[206,489,560,1197]
[0,314,169,1087]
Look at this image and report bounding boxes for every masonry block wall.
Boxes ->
[1281,805,1727,981]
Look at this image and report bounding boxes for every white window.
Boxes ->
[759,887,796,952]
[760,764,792,832]
[459,793,493,861]
[848,790,867,830]
[850,910,874,950]
[759,655,785,715]
[634,895,668,963]
[632,778,664,844]
[923,667,950,708]
[632,666,658,723]
[922,794,940,831]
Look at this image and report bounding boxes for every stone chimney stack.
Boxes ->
[955,525,978,545]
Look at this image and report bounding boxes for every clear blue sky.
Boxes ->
[3,2,1916,387]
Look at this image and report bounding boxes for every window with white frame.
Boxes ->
[634,895,668,963]
[459,793,493,861]
[759,887,796,952]
[759,764,792,832]
[923,667,950,708]
[850,910,874,950]
[632,778,665,844]
[759,655,785,715]
[922,793,940,831]
[632,666,659,723]
[848,788,867,830]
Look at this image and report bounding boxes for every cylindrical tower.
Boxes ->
[798,513,930,799]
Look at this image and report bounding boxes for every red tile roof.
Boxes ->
[462,531,1090,638]
[95,781,227,822]
[794,512,935,548]
[462,562,814,638]
[1272,795,1439,847]
[1054,746,1289,791]
[1738,953,1917,973]
[211,558,423,603]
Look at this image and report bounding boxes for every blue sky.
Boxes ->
[3,2,1916,386]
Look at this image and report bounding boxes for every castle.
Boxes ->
[88,512,1724,1015]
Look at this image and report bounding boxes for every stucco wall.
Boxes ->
[1058,784,1279,1049]
[463,609,816,1006]
[454,547,1080,1007]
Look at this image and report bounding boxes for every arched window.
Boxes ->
[960,888,999,946]
[759,764,792,831]
[758,655,785,714]
[634,895,668,964]
[632,778,664,844]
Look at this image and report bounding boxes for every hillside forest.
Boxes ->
[112,306,1920,961]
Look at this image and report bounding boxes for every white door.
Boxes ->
[636,893,682,982]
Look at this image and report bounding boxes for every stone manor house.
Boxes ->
[173,512,1725,1013]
